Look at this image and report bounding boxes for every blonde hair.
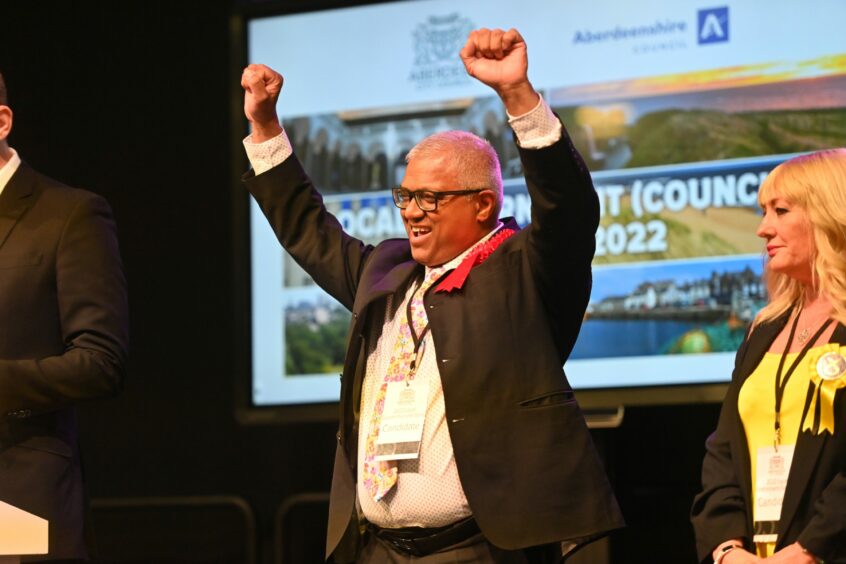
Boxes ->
[406,131,503,221]
[755,148,846,327]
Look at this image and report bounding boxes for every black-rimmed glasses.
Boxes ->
[391,187,486,212]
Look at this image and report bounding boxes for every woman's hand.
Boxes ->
[762,542,819,563]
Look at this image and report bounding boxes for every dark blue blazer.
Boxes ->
[0,163,128,560]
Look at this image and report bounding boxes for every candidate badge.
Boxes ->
[816,352,846,381]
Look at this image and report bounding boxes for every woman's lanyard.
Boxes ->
[773,310,834,449]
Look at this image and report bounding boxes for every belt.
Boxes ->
[369,517,481,557]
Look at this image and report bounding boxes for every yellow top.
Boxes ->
[738,349,812,557]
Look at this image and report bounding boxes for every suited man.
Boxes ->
[0,72,128,560]
[242,29,623,563]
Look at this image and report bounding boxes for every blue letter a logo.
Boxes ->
[698,7,729,45]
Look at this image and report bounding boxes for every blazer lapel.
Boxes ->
[356,259,421,313]
[777,322,846,547]
[0,163,35,249]
[777,430,828,549]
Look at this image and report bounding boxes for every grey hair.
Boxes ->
[406,130,503,219]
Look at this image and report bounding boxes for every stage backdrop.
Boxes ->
[246,0,846,406]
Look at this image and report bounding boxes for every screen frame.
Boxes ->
[229,0,838,424]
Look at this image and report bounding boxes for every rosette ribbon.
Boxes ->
[802,343,846,435]
[435,228,516,293]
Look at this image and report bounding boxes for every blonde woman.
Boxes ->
[692,149,846,564]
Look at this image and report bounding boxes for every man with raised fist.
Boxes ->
[242,28,622,563]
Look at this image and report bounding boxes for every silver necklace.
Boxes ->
[796,325,812,345]
[795,303,831,345]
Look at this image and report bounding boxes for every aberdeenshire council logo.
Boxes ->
[697,6,729,45]
[572,19,687,45]
[571,17,688,54]
[409,13,474,90]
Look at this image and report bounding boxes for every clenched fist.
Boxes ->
[241,64,284,142]
[460,28,539,116]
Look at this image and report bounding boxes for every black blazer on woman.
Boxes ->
[691,314,846,563]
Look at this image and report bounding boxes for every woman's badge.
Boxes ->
[816,352,846,381]
[803,345,846,435]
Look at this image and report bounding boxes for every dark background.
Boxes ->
[1,2,722,562]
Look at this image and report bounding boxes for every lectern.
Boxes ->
[0,501,48,563]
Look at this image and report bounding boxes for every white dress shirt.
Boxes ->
[0,148,22,197]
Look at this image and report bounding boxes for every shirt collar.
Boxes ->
[424,220,504,278]
[0,148,22,198]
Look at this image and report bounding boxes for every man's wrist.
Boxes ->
[497,81,540,117]
[249,120,283,143]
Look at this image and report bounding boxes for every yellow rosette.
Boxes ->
[803,343,846,435]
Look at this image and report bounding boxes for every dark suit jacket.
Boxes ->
[246,132,624,562]
[0,162,128,560]
[692,314,846,563]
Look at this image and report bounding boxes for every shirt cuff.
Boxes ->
[507,95,562,149]
[243,129,294,175]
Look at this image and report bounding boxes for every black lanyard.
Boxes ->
[773,310,834,447]
[405,277,434,375]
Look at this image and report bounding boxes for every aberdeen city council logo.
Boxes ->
[697,6,729,45]
[409,13,475,89]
